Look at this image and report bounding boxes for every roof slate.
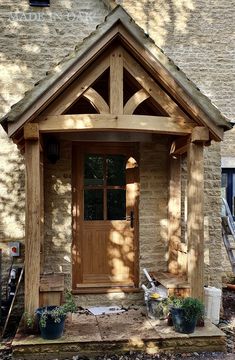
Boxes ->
[1,5,232,134]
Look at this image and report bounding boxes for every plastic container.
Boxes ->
[204,286,222,325]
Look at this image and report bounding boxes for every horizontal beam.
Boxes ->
[38,114,194,135]
[24,123,39,140]
[170,136,189,156]
[191,126,210,143]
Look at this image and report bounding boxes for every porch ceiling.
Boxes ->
[0,6,231,143]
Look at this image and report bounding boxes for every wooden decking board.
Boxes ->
[12,309,226,360]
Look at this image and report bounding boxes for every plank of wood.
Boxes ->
[39,292,62,307]
[42,55,110,116]
[40,146,44,273]
[168,156,182,275]
[187,141,204,301]
[123,49,192,120]
[123,89,150,115]
[40,273,65,292]
[150,271,190,289]
[83,87,110,114]
[25,139,41,315]
[40,150,44,273]
[118,25,224,141]
[24,123,39,140]
[191,126,210,143]
[38,114,194,135]
[110,47,123,114]
[8,26,119,137]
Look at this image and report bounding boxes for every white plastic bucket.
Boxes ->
[204,286,222,325]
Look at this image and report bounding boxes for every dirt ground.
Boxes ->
[0,289,234,360]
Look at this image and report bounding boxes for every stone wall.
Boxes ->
[0,0,108,292]
[0,0,234,302]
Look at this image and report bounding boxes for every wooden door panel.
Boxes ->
[72,142,139,291]
[82,222,135,285]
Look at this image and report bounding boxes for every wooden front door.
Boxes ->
[72,142,139,292]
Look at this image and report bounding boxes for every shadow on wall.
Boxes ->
[120,0,196,48]
[0,0,108,117]
[43,140,72,287]
[0,128,25,289]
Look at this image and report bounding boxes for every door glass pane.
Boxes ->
[107,155,126,186]
[84,155,104,186]
[84,190,103,220]
[107,189,126,220]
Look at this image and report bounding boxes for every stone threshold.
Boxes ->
[12,308,226,360]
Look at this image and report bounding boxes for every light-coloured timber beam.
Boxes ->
[24,123,39,140]
[38,114,194,135]
[168,156,182,275]
[170,136,189,156]
[118,25,224,141]
[187,140,204,301]
[123,89,150,115]
[110,47,123,114]
[191,126,210,143]
[83,87,109,114]
[123,49,192,120]
[40,149,44,274]
[43,56,110,116]
[25,137,41,316]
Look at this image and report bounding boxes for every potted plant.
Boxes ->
[170,297,204,334]
[36,290,77,340]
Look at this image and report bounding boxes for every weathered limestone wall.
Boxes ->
[0,0,234,299]
[118,0,234,279]
[0,0,109,288]
[118,0,234,120]
[139,141,169,278]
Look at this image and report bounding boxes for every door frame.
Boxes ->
[72,141,139,293]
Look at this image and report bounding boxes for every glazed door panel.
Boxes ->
[72,143,139,291]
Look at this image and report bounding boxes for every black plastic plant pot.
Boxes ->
[171,307,197,334]
[36,306,66,340]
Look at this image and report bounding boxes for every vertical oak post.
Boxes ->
[40,149,44,273]
[24,124,41,315]
[110,46,123,114]
[187,140,204,301]
[168,156,181,275]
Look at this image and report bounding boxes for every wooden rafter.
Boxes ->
[38,114,194,135]
[123,89,150,115]
[118,25,224,140]
[43,56,110,116]
[123,49,191,120]
[83,87,110,114]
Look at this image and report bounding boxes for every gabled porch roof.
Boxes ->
[0,6,231,140]
[0,4,229,318]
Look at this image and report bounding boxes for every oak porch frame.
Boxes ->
[24,117,208,315]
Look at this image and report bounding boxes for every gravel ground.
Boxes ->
[0,289,234,360]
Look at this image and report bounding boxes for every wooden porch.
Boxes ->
[1,6,231,318]
[12,308,226,360]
